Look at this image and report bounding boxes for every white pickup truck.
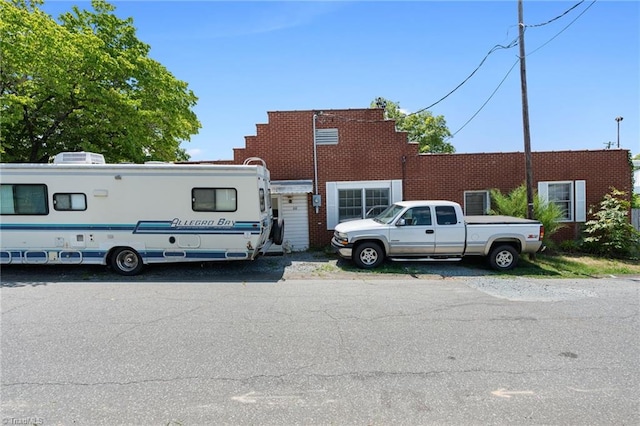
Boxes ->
[331,200,544,271]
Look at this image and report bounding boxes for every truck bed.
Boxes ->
[465,215,540,225]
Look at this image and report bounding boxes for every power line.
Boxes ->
[409,0,594,118]
[447,59,519,139]
[525,0,585,28]
[452,0,597,138]
[322,1,598,132]
[527,0,597,57]
[409,37,519,116]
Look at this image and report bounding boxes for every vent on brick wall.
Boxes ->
[315,128,338,145]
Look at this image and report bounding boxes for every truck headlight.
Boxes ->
[335,232,349,244]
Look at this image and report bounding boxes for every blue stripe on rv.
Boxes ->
[133,220,261,234]
[0,224,135,231]
[0,221,262,234]
[1,250,244,263]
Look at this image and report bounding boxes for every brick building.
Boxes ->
[202,108,633,250]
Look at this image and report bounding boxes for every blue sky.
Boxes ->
[43,1,639,160]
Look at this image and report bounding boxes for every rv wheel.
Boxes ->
[271,218,285,245]
[110,247,144,276]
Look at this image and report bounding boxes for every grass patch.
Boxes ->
[509,253,640,278]
[329,249,640,278]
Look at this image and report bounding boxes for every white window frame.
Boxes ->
[538,180,586,223]
[326,180,403,229]
[464,190,490,215]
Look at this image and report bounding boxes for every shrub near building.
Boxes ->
[582,189,640,259]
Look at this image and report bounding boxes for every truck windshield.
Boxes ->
[373,204,404,224]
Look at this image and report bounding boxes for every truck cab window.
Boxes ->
[435,206,457,225]
[401,207,432,226]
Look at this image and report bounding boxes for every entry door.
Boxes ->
[270,194,310,252]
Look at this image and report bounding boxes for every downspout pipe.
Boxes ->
[313,113,319,213]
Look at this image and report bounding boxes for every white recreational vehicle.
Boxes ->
[0,152,284,275]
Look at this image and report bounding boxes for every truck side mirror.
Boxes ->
[396,219,406,226]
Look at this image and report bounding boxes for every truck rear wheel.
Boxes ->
[353,242,384,269]
[488,245,518,271]
[110,247,144,276]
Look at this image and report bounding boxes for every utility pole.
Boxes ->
[518,0,535,221]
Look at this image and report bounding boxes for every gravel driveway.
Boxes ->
[0,251,496,284]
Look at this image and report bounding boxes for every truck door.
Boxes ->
[433,205,466,255]
[388,206,435,255]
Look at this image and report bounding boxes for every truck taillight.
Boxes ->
[539,225,545,241]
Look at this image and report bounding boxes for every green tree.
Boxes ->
[1,0,200,163]
[490,184,565,246]
[370,97,454,153]
[582,188,640,258]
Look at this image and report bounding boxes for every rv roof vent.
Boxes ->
[53,152,106,164]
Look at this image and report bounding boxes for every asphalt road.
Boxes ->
[1,258,639,425]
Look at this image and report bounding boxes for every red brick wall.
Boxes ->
[404,150,632,243]
[213,109,632,247]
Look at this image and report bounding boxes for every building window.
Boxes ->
[0,184,48,215]
[53,193,87,211]
[365,188,390,217]
[548,183,572,220]
[464,191,489,215]
[315,128,338,145]
[192,188,237,212]
[326,180,403,229]
[338,188,389,222]
[538,180,586,222]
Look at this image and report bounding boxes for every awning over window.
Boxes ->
[271,180,313,195]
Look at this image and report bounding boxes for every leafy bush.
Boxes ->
[559,239,582,254]
[490,184,565,246]
[582,188,640,258]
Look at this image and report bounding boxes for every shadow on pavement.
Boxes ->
[0,251,495,287]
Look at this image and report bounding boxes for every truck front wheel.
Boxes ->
[353,242,384,269]
[488,245,519,271]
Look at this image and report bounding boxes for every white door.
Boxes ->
[269,194,310,252]
[279,194,309,252]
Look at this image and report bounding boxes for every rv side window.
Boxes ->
[53,193,87,211]
[259,188,266,212]
[0,184,49,215]
[192,188,237,212]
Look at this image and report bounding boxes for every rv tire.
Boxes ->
[110,247,144,276]
[271,218,285,246]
